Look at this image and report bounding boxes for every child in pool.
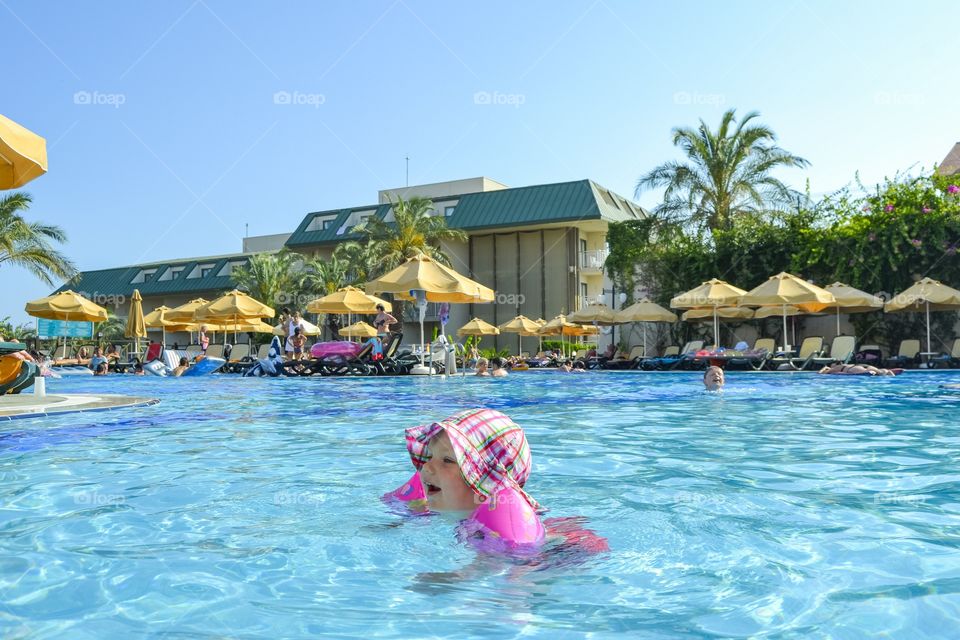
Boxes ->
[383,409,610,555]
[384,408,545,548]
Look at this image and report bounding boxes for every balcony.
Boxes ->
[580,249,608,274]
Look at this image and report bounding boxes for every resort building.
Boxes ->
[61,177,646,349]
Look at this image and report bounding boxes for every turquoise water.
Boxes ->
[3,371,960,638]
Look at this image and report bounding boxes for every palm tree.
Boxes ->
[298,252,351,337]
[0,192,77,285]
[636,109,809,233]
[354,196,467,328]
[230,250,302,311]
[0,316,36,342]
[356,196,467,274]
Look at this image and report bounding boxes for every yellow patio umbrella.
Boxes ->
[671,279,747,347]
[615,298,679,356]
[739,273,836,351]
[457,317,500,336]
[823,282,885,335]
[498,315,541,355]
[885,277,960,357]
[143,305,172,328]
[339,321,378,339]
[25,290,109,322]
[124,289,147,355]
[568,324,599,336]
[306,286,392,314]
[273,318,321,336]
[682,306,755,321]
[195,290,275,342]
[165,298,210,324]
[568,303,619,325]
[366,254,495,304]
[0,114,47,189]
[214,320,275,333]
[25,290,109,357]
[538,314,578,358]
[366,254,495,372]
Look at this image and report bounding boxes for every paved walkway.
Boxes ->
[0,394,159,420]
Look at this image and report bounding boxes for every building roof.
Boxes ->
[55,253,255,298]
[285,179,645,247]
[936,142,960,176]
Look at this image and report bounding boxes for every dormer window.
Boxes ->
[187,263,216,279]
[131,268,158,284]
[158,266,186,281]
[306,215,338,232]
[217,260,247,277]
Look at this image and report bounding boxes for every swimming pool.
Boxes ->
[2,371,960,638]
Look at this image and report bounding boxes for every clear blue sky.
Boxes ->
[3,0,957,324]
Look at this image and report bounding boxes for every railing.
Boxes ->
[580,249,608,270]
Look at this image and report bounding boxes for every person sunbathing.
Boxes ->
[818,361,901,376]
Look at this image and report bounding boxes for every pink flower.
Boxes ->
[884,204,895,212]
[911,238,922,248]
[923,207,932,213]
[948,184,960,194]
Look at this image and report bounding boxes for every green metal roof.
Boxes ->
[285,179,645,247]
[55,254,253,298]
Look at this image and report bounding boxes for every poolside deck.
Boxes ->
[0,393,159,420]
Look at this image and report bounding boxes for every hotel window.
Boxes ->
[217,261,246,277]
[306,215,337,232]
[158,266,186,282]
[131,268,158,284]
[580,282,588,303]
[445,206,455,217]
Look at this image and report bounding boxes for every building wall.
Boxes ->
[378,177,508,204]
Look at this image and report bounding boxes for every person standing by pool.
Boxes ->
[285,311,304,358]
[199,325,210,354]
[373,304,397,336]
[703,365,725,391]
[290,326,306,361]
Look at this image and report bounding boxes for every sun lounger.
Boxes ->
[885,339,921,368]
[205,344,225,359]
[724,338,776,370]
[641,341,703,370]
[929,338,960,368]
[769,336,823,370]
[603,345,645,370]
[0,355,39,395]
[297,340,376,376]
[811,335,857,368]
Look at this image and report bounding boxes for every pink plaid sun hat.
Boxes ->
[405,408,542,512]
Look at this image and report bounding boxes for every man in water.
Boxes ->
[703,365,725,391]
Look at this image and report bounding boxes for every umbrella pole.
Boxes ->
[714,306,719,348]
[782,305,789,352]
[420,316,426,369]
[926,300,932,357]
[836,306,841,336]
[643,323,647,358]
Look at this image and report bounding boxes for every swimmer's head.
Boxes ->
[703,365,724,390]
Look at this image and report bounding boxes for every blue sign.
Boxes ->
[37,319,94,339]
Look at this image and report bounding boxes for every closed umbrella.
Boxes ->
[824,282,884,335]
[738,273,835,352]
[616,298,678,356]
[498,315,542,356]
[366,254,495,373]
[124,289,147,356]
[885,277,960,358]
[0,114,47,189]
[671,279,747,347]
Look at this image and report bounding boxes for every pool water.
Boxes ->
[3,371,960,638]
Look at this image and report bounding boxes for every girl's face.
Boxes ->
[419,430,476,512]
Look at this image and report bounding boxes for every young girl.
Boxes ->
[384,408,544,549]
[199,325,210,354]
[383,409,609,557]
